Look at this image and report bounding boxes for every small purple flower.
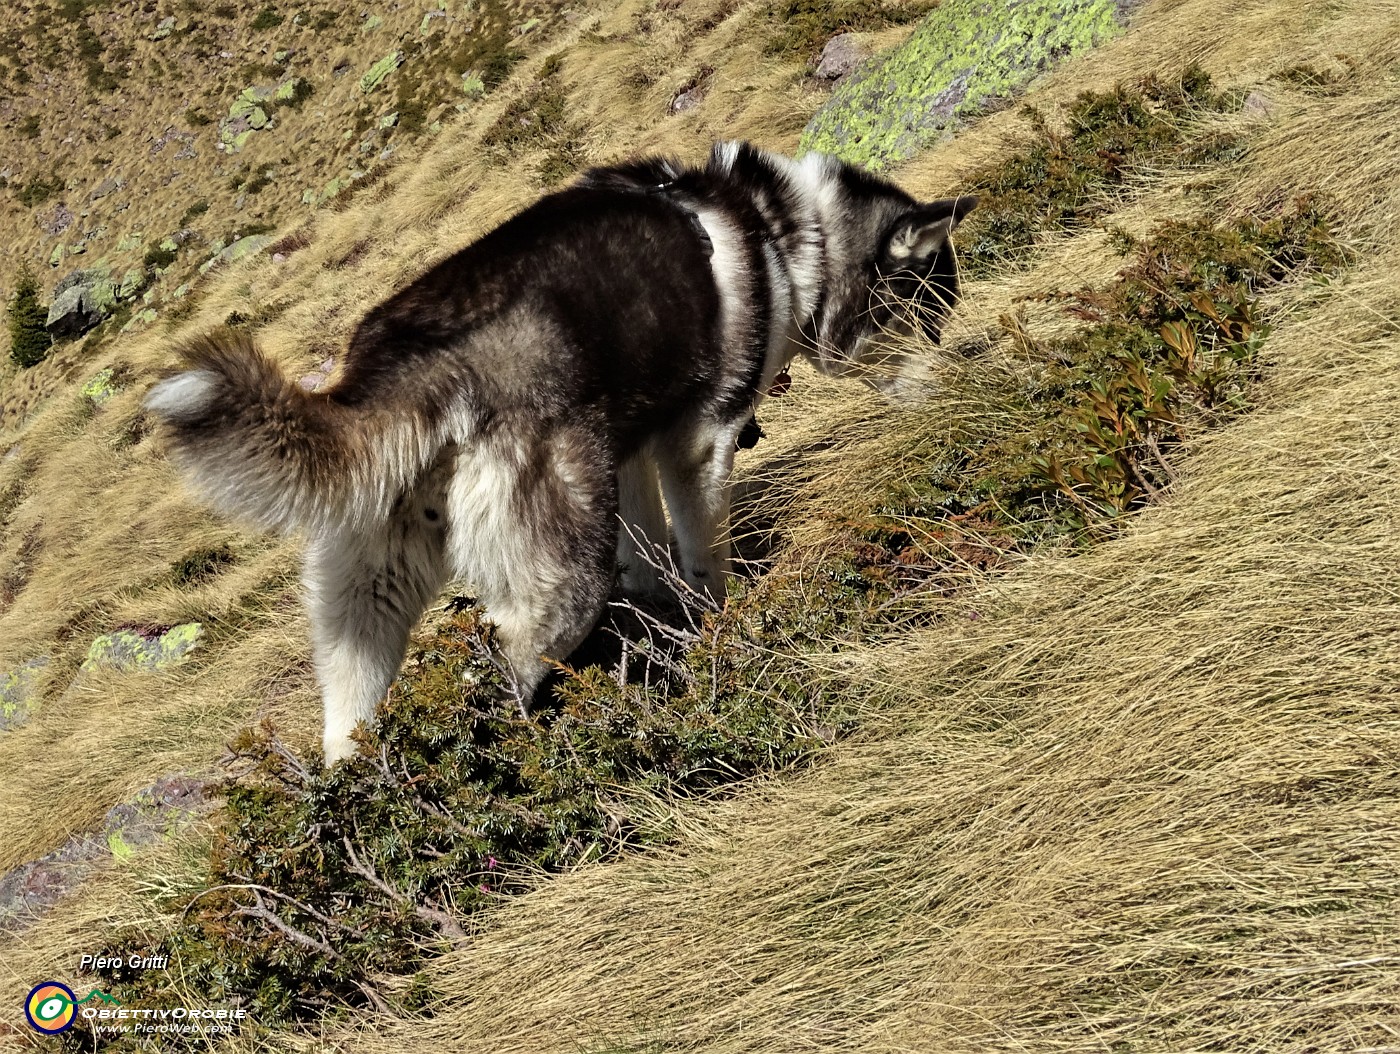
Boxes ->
[487,856,498,870]
[479,883,491,894]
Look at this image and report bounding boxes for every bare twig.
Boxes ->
[341,836,468,942]
[232,888,344,961]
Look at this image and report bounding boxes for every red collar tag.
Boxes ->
[768,370,792,397]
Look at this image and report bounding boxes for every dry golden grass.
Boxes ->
[1,0,1398,1048]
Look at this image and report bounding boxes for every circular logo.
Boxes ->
[25,982,77,1034]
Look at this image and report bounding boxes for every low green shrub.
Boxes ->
[251,5,283,30]
[763,0,937,57]
[99,602,830,1026]
[958,67,1240,277]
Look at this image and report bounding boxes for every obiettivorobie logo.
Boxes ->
[25,982,120,1035]
[24,983,121,1034]
[25,981,247,1037]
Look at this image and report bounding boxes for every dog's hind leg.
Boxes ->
[654,415,745,604]
[305,482,449,764]
[616,449,669,599]
[447,424,618,712]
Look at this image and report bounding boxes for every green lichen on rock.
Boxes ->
[273,76,306,103]
[200,234,274,273]
[801,0,1134,170]
[0,657,48,731]
[360,51,404,94]
[81,623,203,674]
[220,83,296,150]
[121,307,158,333]
[81,367,117,404]
[118,268,145,300]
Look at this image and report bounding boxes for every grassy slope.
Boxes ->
[1,0,1398,1049]
[0,0,562,301]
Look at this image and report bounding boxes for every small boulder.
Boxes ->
[45,268,116,338]
[89,177,125,201]
[670,86,704,114]
[360,51,404,94]
[118,269,145,300]
[1242,90,1274,117]
[80,367,117,405]
[40,203,74,236]
[814,33,870,81]
[81,623,203,674]
[199,234,274,273]
[0,658,48,733]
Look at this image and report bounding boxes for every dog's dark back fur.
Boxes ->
[341,188,728,454]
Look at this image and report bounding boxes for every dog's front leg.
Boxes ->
[655,418,743,604]
[616,450,669,599]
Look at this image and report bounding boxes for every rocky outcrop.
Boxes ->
[198,234,274,274]
[218,78,307,152]
[360,51,404,94]
[80,623,203,673]
[45,267,116,339]
[0,776,209,932]
[801,0,1144,170]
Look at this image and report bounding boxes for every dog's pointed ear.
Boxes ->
[881,195,979,268]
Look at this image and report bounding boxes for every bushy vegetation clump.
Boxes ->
[480,53,587,184]
[958,67,1243,276]
[735,71,1349,637]
[97,602,834,1030]
[7,265,51,368]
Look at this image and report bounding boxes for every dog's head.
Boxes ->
[798,157,976,388]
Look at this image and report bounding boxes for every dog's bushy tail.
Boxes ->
[145,329,434,535]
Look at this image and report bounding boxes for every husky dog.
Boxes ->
[145,141,975,763]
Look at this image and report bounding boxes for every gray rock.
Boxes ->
[45,268,116,338]
[1242,90,1274,116]
[670,86,704,114]
[80,623,202,673]
[0,775,209,932]
[199,234,274,274]
[814,33,870,81]
[39,204,74,237]
[89,176,125,200]
[298,356,337,391]
[0,658,48,733]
